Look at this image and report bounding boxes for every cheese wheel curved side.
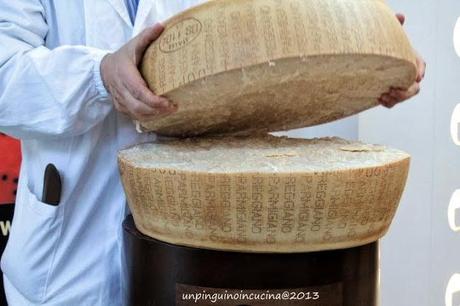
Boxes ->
[140,0,417,136]
[119,144,410,253]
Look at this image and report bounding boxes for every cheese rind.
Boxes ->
[140,0,417,137]
[118,135,410,253]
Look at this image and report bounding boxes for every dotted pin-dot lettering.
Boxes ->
[454,17,460,58]
[448,190,460,233]
[451,104,460,146]
[446,274,460,306]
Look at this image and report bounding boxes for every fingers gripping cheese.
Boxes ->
[140,0,417,137]
[119,135,410,253]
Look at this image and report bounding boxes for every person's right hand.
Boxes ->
[101,23,177,121]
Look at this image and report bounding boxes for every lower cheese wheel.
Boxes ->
[118,135,410,253]
[140,0,417,137]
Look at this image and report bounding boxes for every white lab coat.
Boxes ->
[0,0,204,305]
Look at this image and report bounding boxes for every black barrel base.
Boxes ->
[123,215,378,306]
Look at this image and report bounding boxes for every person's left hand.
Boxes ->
[379,14,426,108]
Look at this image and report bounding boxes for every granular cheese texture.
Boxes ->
[140,0,417,137]
[119,135,410,253]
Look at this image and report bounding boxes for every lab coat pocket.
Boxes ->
[1,185,63,304]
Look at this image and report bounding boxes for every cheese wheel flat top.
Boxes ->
[140,0,417,137]
[119,135,410,253]
[121,136,408,173]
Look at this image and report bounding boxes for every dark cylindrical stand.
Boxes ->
[123,215,378,306]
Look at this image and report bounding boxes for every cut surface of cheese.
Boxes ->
[140,0,417,137]
[118,135,410,253]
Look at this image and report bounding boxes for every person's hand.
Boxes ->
[101,23,176,120]
[379,14,426,108]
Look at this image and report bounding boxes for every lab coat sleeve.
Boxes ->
[0,1,113,140]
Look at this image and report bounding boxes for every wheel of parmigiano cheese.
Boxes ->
[140,0,417,137]
[118,135,410,253]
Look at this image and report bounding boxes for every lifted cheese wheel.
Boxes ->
[140,0,417,137]
[118,135,410,253]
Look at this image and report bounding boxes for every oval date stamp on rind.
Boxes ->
[160,18,203,53]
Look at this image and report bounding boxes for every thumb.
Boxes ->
[396,13,406,26]
[134,23,165,64]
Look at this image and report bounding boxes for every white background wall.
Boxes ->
[275,117,358,140]
[281,1,460,305]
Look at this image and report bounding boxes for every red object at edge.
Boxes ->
[0,133,21,205]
